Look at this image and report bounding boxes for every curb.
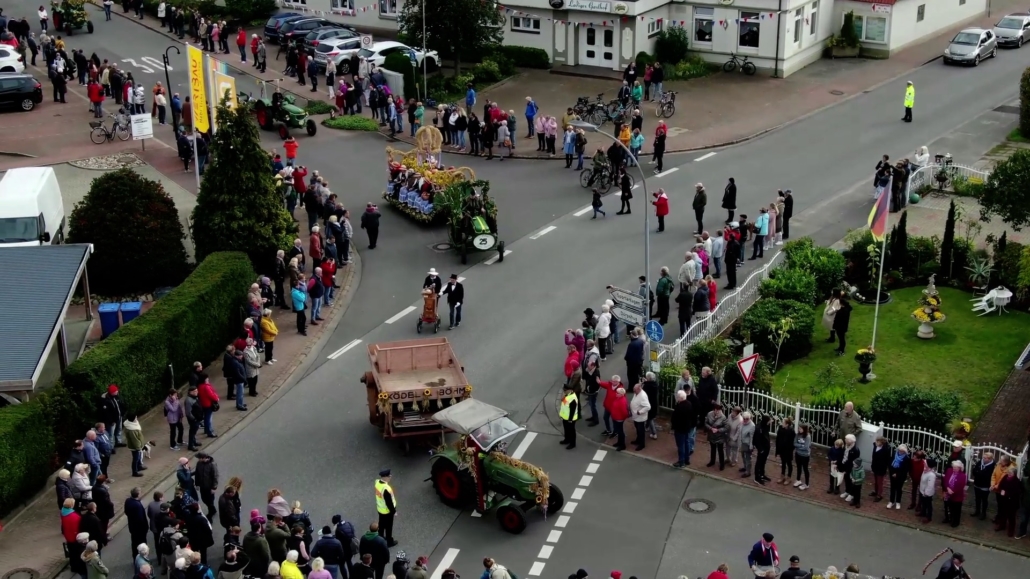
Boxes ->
[12,251,363,579]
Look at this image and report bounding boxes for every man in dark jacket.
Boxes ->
[265,516,290,563]
[360,203,381,249]
[218,486,241,532]
[623,330,644,389]
[226,350,248,411]
[311,525,347,579]
[185,503,215,564]
[722,177,737,223]
[109,67,124,105]
[441,274,464,329]
[782,190,793,240]
[242,522,271,577]
[100,385,126,447]
[359,523,390,579]
[92,475,115,540]
[696,366,719,424]
[126,487,149,559]
[194,454,219,518]
[691,280,709,324]
[671,390,696,468]
[79,502,105,546]
[832,296,853,356]
[333,514,357,577]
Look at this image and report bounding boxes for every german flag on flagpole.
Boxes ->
[868,191,890,241]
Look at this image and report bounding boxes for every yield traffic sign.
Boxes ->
[736,353,760,385]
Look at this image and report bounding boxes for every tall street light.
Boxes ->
[163,45,181,134]
[570,119,652,317]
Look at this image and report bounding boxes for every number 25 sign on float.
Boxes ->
[187,45,210,133]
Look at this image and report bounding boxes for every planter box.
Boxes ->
[826,45,860,59]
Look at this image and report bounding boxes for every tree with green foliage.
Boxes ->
[654,27,690,65]
[190,102,295,274]
[889,210,908,274]
[398,0,504,75]
[840,11,860,47]
[939,200,957,280]
[68,168,189,296]
[978,148,1030,231]
[382,52,418,100]
[1021,67,1030,139]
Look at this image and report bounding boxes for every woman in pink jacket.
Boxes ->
[534,115,547,151]
[942,461,967,528]
[544,116,558,157]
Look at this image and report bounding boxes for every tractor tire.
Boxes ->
[87,21,94,34]
[306,119,317,136]
[546,483,564,514]
[497,504,527,534]
[254,101,272,130]
[278,124,290,140]
[431,460,473,508]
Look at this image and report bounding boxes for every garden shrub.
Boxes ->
[1021,67,1030,140]
[759,268,818,305]
[0,400,56,516]
[739,299,816,364]
[993,240,1025,291]
[658,363,685,407]
[869,384,961,434]
[488,45,551,69]
[918,261,941,278]
[842,230,874,284]
[782,237,846,298]
[471,59,503,84]
[62,252,254,422]
[684,338,730,377]
[722,359,774,391]
[323,116,380,131]
[305,100,334,115]
[667,55,716,81]
[654,26,690,65]
[907,236,938,276]
[382,53,418,100]
[635,51,655,69]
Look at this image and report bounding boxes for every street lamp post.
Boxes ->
[571,120,652,320]
[163,45,181,134]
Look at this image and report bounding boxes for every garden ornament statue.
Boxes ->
[912,275,946,339]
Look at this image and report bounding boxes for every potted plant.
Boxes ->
[911,275,946,339]
[854,347,876,382]
[965,256,993,290]
[827,12,861,58]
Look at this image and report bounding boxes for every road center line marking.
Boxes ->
[632,183,640,189]
[528,562,546,577]
[574,206,593,217]
[457,277,466,283]
[562,501,578,514]
[538,546,554,559]
[592,450,608,462]
[571,488,586,500]
[385,305,416,324]
[470,511,482,517]
[694,152,717,162]
[430,549,460,579]
[578,475,593,487]
[546,530,562,543]
[484,250,512,265]
[655,167,679,178]
[530,226,557,239]
[555,515,571,528]
[585,463,599,474]
[327,339,362,360]
[510,432,537,460]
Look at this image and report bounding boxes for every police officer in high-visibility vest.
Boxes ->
[902,81,915,123]
[375,469,399,547]
[558,383,579,450]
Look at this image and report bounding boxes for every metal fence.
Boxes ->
[655,251,785,365]
[907,162,991,196]
[880,424,1023,476]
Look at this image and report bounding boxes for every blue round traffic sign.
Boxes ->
[645,320,664,343]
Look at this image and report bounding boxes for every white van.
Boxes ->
[0,167,66,247]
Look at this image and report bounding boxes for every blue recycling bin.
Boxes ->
[120,302,142,324]
[98,303,121,338]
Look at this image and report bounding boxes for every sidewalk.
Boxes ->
[0,253,361,579]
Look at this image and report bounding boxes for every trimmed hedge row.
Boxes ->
[0,252,254,517]
[485,45,551,69]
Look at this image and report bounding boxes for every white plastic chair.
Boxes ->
[972,289,997,315]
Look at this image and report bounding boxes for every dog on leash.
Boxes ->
[142,441,156,460]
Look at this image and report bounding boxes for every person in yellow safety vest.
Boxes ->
[374,469,399,547]
[903,81,915,123]
[558,383,580,450]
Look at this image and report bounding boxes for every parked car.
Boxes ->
[0,72,43,111]
[264,13,303,43]
[0,47,26,73]
[314,36,364,73]
[993,13,1030,48]
[279,17,337,45]
[302,26,357,54]
[943,28,998,65]
[357,41,439,71]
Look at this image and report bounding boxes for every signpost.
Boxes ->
[608,286,646,310]
[645,320,664,343]
[610,304,646,328]
[736,353,760,385]
[130,114,153,150]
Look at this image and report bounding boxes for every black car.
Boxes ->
[302,26,357,54]
[279,18,341,45]
[264,13,303,43]
[0,72,43,112]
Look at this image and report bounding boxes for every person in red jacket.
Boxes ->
[60,497,81,543]
[652,188,669,233]
[563,345,580,382]
[606,384,631,451]
[321,257,337,306]
[597,375,623,436]
[87,79,104,118]
[250,34,260,68]
[707,563,730,579]
[197,374,220,438]
[283,136,299,165]
[236,27,247,63]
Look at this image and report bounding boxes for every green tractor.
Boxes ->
[238,80,316,140]
[429,399,563,534]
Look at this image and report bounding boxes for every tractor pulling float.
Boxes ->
[238,80,317,140]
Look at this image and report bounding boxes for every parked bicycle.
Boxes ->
[723,53,757,76]
[579,163,635,194]
[89,109,131,144]
[573,93,606,118]
[655,91,677,118]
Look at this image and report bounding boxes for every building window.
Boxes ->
[739,11,760,49]
[648,19,663,38]
[379,0,398,17]
[331,0,354,9]
[959,0,965,5]
[917,4,925,21]
[852,14,888,43]
[810,1,818,35]
[693,7,714,44]
[793,9,802,43]
[511,17,541,33]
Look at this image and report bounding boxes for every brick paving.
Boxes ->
[0,253,361,579]
[971,368,1030,452]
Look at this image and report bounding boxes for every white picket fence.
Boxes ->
[908,162,990,195]
[655,251,785,364]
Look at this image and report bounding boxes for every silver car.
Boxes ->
[943,28,998,66]
[993,13,1030,48]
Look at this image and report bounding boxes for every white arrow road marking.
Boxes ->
[385,305,416,324]
[470,511,481,518]
[327,339,361,360]
[122,58,154,73]
[694,152,717,162]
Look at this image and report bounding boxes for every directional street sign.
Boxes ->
[608,286,646,310]
[736,353,760,385]
[645,320,664,343]
[611,304,646,327]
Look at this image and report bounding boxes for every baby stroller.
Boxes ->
[416,288,441,333]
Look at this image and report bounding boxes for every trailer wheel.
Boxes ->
[416,319,423,333]
[497,504,527,534]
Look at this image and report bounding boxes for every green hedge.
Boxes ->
[63,252,254,418]
[487,45,551,69]
[721,358,774,391]
[0,401,56,515]
[869,384,961,434]
[759,268,818,305]
[738,298,816,364]
[323,116,379,131]
[783,237,846,299]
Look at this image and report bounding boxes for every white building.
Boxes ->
[278,0,986,77]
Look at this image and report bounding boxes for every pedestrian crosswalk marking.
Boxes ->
[578,475,593,487]
[562,501,578,514]
[571,488,586,500]
[538,546,553,559]
[528,562,546,576]
[555,515,571,527]
[592,450,608,462]
[585,463,599,474]
[546,530,562,543]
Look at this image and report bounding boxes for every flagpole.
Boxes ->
[869,184,892,352]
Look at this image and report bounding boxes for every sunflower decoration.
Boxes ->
[376,392,390,415]
[463,384,473,399]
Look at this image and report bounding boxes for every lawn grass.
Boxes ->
[772,286,1030,419]
[1006,127,1030,143]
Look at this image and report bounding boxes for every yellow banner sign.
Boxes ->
[213,71,238,109]
[187,45,210,133]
